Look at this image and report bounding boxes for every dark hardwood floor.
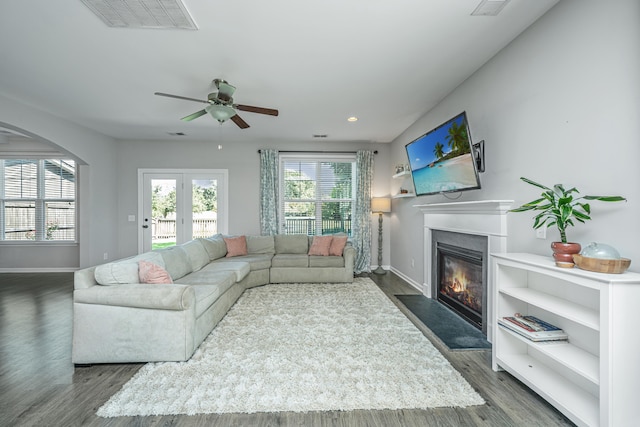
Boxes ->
[0,272,574,426]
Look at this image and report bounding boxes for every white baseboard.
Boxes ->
[0,267,78,273]
[389,267,426,294]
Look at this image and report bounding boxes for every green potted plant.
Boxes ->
[510,177,626,267]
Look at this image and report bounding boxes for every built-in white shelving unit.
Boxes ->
[492,253,640,427]
[392,170,414,198]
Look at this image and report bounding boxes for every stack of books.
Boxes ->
[498,314,568,342]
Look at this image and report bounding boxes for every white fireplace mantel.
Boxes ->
[414,200,513,237]
[414,200,513,342]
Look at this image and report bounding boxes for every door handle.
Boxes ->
[142,225,149,229]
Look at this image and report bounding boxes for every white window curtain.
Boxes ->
[259,149,279,235]
[352,150,374,273]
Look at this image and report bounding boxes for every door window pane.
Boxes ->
[151,179,177,249]
[191,179,217,239]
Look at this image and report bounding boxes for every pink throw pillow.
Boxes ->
[224,235,248,257]
[308,235,333,256]
[329,236,348,256]
[138,260,173,284]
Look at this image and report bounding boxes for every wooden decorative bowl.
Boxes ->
[572,254,631,274]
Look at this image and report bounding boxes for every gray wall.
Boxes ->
[389,0,640,285]
[115,139,391,263]
[0,94,119,270]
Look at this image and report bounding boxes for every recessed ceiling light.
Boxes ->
[347,116,358,122]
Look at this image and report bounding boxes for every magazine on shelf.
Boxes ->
[498,315,568,342]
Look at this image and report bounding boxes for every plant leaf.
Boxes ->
[520,177,551,191]
[583,195,627,202]
[573,210,591,221]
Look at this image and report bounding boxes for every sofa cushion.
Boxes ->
[159,246,193,281]
[174,271,236,317]
[309,256,345,268]
[213,254,273,271]
[200,261,251,282]
[246,235,275,254]
[199,235,227,260]
[308,235,333,256]
[224,235,248,257]
[329,235,348,256]
[94,251,165,285]
[138,260,173,284]
[271,254,309,268]
[181,239,210,272]
[275,234,308,254]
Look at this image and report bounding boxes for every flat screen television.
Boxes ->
[405,112,481,196]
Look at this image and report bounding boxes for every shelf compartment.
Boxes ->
[498,325,599,385]
[499,287,599,331]
[496,352,598,427]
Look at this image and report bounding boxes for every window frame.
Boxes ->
[0,158,77,243]
[278,153,357,236]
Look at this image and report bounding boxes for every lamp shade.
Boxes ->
[371,197,391,213]
[205,104,236,123]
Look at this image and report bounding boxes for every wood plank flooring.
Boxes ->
[0,272,575,426]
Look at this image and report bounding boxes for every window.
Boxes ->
[1,159,76,241]
[280,154,355,236]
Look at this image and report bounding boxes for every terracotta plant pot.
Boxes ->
[551,242,582,268]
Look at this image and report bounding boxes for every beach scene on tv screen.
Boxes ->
[406,114,478,195]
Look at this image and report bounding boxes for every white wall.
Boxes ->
[0,93,119,269]
[115,139,391,264]
[389,0,640,285]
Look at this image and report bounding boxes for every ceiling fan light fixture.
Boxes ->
[205,104,236,123]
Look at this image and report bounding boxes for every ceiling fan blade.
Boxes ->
[230,114,250,129]
[155,92,209,104]
[235,104,279,116]
[181,109,207,121]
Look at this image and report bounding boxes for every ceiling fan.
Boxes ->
[155,79,278,129]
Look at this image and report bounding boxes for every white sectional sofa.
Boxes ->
[72,234,355,364]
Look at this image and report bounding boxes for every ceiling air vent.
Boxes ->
[471,0,511,16]
[81,0,197,29]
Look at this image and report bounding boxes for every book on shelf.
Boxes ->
[498,315,568,342]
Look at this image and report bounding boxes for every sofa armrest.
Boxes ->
[74,283,195,311]
[343,245,356,270]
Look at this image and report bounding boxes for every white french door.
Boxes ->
[138,169,228,253]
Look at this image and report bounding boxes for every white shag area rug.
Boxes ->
[97,278,484,417]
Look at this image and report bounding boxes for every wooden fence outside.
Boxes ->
[152,217,351,241]
[153,218,218,240]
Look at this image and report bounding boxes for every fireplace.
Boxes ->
[437,243,484,330]
[431,230,488,334]
[416,200,513,343]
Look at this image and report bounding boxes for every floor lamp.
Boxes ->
[371,197,391,275]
